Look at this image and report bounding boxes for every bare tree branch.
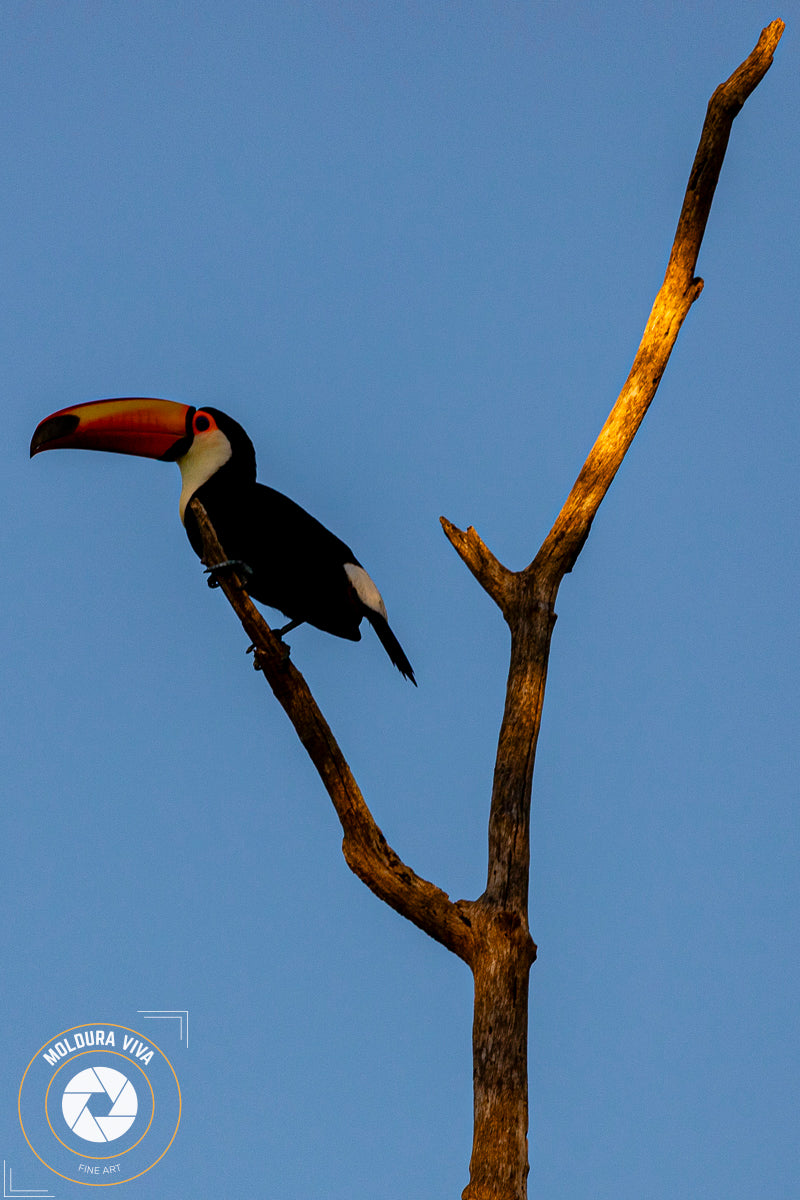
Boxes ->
[528,17,785,596]
[445,20,785,609]
[188,496,475,964]
[439,517,513,612]
[442,9,786,940]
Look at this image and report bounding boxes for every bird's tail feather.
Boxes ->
[366,611,416,685]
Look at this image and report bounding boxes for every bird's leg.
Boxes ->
[273,618,305,639]
[204,559,253,588]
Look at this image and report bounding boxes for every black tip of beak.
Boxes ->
[30,414,80,457]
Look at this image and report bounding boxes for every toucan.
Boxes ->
[30,397,416,683]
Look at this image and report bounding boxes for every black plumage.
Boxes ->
[181,409,416,683]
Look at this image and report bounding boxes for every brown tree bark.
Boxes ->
[189,19,783,1199]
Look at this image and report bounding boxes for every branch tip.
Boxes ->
[528,23,779,594]
[440,516,513,610]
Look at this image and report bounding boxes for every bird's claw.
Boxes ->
[246,640,291,672]
[204,559,253,588]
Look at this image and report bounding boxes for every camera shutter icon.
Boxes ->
[62,1066,138,1143]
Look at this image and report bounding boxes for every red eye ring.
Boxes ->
[194,413,212,432]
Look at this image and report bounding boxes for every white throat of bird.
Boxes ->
[177,430,233,522]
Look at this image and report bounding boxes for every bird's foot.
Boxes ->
[246,640,291,672]
[204,559,253,588]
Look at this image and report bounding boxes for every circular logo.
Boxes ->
[62,1066,138,1143]
[19,1024,181,1186]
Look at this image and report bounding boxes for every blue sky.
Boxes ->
[2,4,797,1197]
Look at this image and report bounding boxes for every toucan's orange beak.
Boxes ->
[30,397,194,461]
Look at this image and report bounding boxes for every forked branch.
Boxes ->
[443,18,785,607]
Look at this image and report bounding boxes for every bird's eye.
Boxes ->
[194,413,211,432]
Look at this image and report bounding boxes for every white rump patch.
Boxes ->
[345,563,387,617]
[177,430,233,522]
